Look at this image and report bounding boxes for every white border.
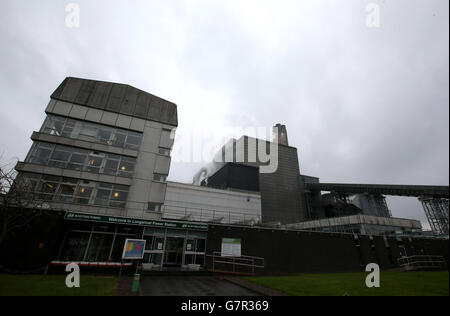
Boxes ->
[121,238,147,260]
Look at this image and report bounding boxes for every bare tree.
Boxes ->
[0,164,43,245]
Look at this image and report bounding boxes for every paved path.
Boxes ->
[116,276,141,296]
[140,276,259,296]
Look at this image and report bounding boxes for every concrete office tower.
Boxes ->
[273,123,289,146]
[15,77,177,220]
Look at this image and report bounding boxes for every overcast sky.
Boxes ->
[0,0,448,229]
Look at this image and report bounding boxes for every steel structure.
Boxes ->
[305,183,449,198]
[306,182,449,235]
[366,194,392,218]
[419,197,449,236]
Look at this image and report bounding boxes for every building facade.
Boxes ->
[16,77,177,220]
[11,77,211,269]
[2,77,447,274]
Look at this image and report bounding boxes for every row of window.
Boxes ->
[41,115,143,150]
[59,230,136,262]
[27,142,137,178]
[17,173,129,209]
[59,229,206,264]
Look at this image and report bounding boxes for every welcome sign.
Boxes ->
[64,211,208,231]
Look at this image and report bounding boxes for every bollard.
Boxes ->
[131,274,140,293]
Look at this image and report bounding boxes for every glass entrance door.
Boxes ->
[164,237,184,266]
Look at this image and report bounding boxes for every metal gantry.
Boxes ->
[419,197,449,236]
[367,194,392,218]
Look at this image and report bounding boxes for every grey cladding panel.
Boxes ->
[51,77,178,126]
[120,86,138,115]
[90,82,112,109]
[134,92,150,117]
[74,80,96,105]
[148,97,163,121]
[106,84,127,112]
[60,78,82,102]
[160,101,173,123]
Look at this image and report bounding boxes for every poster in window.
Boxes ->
[121,239,146,259]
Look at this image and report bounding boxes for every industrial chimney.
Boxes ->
[273,123,289,146]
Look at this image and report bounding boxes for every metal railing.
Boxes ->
[161,204,262,226]
[397,255,447,270]
[206,251,264,275]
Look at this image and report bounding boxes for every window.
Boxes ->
[67,152,87,171]
[98,129,112,144]
[144,236,154,250]
[195,239,206,252]
[61,119,76,138]
[37,176,58,201]
[86,153,103,173]
[19,172,129,209]
[85,234,114,262]
[56,177,77,203]
[31,143,53,164]
[74,183,93,205]
[27,142,139,177]
[118,157,136,177]
[58,231,90,261]
[153,173,167,182]
[158,147,171,156]
[95,189,111,206]
[51,148,71,162]
[104,158,119,175]
[113,133,126,147]
[79,126,97,141]
[16,173,40,192]
[147,202,162,213]
[41,116,65,136]
[41,115,143,150]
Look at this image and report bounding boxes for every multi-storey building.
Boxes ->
[16,77,177,220]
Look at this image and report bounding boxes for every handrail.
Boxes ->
[162,204,262,226]
[397,255,446,270]
[206,252,265,275]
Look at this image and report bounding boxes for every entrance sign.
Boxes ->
[221,238,241,257]
[122,239,146,259]
[65,212,208,231]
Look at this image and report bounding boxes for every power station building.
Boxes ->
[2,77,449,274]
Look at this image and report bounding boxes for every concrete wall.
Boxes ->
[236,136,305,224]
[163,182,262,224]
[205,224,449,274]
[127,120,174,219]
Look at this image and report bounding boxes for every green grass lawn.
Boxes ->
[245,271,449,296]
[0,274,118,296]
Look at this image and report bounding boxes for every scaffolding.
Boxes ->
[419,197,449,236]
